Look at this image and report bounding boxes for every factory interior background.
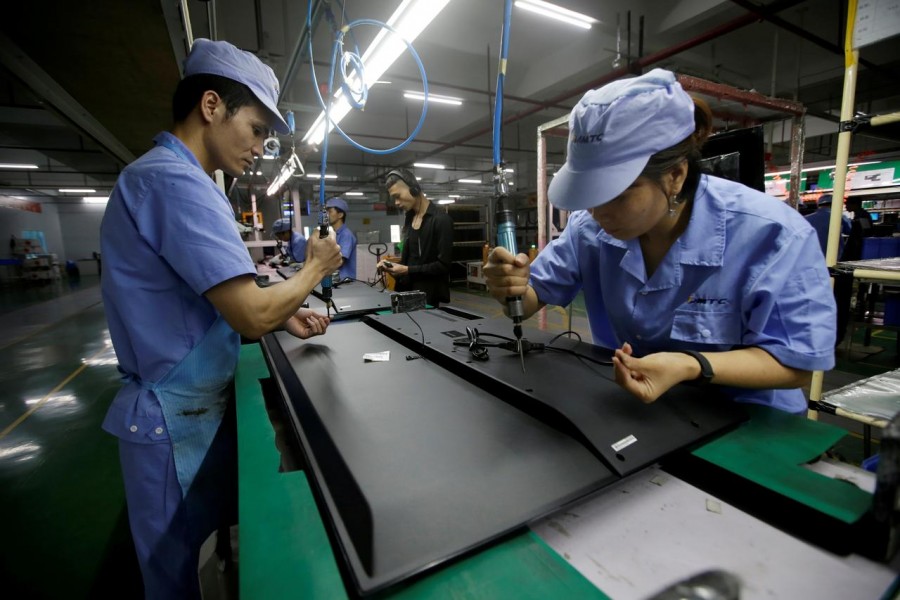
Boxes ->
[1,0,900,598]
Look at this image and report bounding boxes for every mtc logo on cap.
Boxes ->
[183,38,290,134]
[549,69,696,211]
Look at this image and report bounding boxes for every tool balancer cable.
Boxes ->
[305,1,431,205]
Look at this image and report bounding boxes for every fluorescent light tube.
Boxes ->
[515,0,597,29]
[459,178,481,183]
[267,153,305,196]
[437,199,455,204]
[345,192,365,196]
[0,163,38,169]
[766,161,883,177]
[83,197,108,203]
[305,173,338,179]
[403,91,463,106]
[413,162,445,169]
[59,188,96,193]
[448,194,461,198]
[302,0,452,145]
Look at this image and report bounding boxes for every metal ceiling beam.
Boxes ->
[407,9,774,166]
[728,0,899,82]
[0,32,136,167]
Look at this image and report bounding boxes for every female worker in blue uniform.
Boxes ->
[272,216,307,262]
[483,69,835,414]
[100,40,342,599]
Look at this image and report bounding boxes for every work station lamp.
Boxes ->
[266,152,304,197]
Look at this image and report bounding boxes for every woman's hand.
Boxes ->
[612,342,700,403]
[483,247,530,307]
[283,308,330,339]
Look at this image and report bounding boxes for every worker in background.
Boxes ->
[324,197,358,281]
[99,39,342,599]
[272,217,307,263]
[842,196,874,261]
[379,168,454,306]
[805,194,851,258]
[483,69,836,414]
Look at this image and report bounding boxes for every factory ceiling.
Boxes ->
[0,0,898,208]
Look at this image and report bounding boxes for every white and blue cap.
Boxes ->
[548,69,696,211]
[183,38,290,134]
[325,197,349,214]
[272,217,292,233]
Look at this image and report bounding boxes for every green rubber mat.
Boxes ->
[692,404,872,523]
[235,342,606,599]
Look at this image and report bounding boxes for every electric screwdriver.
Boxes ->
[318,208,333,317]
[496,205,526,372]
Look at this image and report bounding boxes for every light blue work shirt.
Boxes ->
[100,131,256,441]
[805,207,851,258]
[335,224,358,281]
[287,231,307,262]
[530,174,836,413]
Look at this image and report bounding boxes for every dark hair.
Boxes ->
[384,168,421,196]
[172,74,259,123]
[640,96,714,201]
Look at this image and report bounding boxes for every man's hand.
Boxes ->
[305,233,342,279]
[283,308,330,339]
[483,247,530,306]
[377,260,408,276]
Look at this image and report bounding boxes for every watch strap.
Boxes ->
[678,350,714,385]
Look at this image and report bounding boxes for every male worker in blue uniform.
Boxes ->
[805,194,851,258]
[325,197,358,281]
[484,69,836,414]
[100,39,342,599]
[272,217,307,263]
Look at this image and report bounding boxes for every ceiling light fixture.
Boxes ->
[0,163,39,169]
[437,199,455,204]
[766,161,882,177]
[305,173,338,179]
[345,192,365,196]
[267,153,305,196]
[59,188,96,193]
[413,162,445,169]
[459,178,482,184]
[514,0,598,30]
[302,0,452,146]
[403,91,463,106]
[83,196,109,204]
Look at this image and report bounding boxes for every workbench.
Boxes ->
[236,325,899,599]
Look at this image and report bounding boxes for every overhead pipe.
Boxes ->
[409,9,781,165]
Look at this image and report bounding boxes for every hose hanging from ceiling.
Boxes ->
[305,0,431,207]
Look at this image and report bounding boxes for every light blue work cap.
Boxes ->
[549,69,696,211]
[272,218,292,233]
[325,197,349,214]
[183,38,290,134]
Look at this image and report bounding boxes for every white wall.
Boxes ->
[56,202,106,275]
[0,198,64,258]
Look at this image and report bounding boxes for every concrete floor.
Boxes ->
[0,277,894,598]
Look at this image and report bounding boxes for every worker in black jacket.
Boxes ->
[379,168,454,306]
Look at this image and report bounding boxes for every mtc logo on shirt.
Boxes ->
[687,296,729,306]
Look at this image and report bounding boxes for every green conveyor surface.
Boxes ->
[692,404,872,523]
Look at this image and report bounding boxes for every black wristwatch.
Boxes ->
[679,350,714,385]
